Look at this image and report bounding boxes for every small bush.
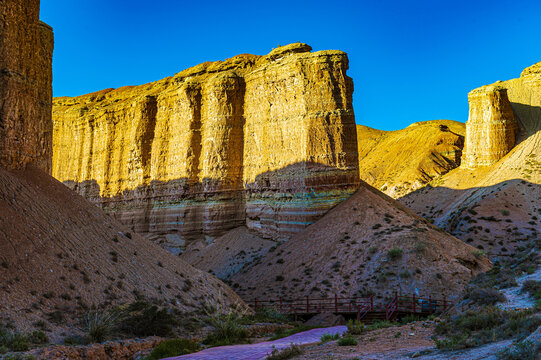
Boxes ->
[466,287,506,305]
[202,293,248,346]
[472,250,485,259]
[265,344,303,360]
[337,336,357,346]
[116,301,180,338]
[497,340,540,360]
[387,247,403,260]
[368,320,395,330]
[320,333,340,342]
[414,242,427,253]
[346,320,364,335]
[147,338,200,360]
[85,310,118,343]
[434,307,541,350]
[521,280,541,296]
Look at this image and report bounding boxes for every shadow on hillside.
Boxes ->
[62,161,359,250]
[511,102,541,142]
[400,178,541,258]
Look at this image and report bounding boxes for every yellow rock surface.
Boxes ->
[52,43,360,252]
[356,120,465,198]
[462,85,517,168]
[0,0,53,171]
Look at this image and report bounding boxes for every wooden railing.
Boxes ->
[249,292,449,320]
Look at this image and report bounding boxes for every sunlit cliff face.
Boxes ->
[52,43,360,252]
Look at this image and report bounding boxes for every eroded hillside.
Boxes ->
[357,120,465,198]
[401,62,541,258]
[231,182,491,302]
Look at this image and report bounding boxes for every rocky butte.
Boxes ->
[52,43,360,253]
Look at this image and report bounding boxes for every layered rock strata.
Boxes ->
[0,0,53,172]
[462,85,517,168]
[53,43,360,252]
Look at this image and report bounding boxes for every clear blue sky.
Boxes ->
[40,0,541,131]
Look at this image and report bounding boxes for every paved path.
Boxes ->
[499,267,541,310]
[163,326,347,360]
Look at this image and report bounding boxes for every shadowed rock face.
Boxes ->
[0,0,53,172]
[52,43,360,253]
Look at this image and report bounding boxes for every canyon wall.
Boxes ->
[462,85,517,168]
[53,43,360,253]
[463,61,541,169]
[0,0,53,172]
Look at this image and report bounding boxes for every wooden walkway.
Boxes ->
[249,293,450,322]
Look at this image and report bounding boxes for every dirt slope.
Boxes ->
[231,182,490,303]
[0,166,244,334]
[400,65,541,258]
[181,226,276,280]
[357,120,464,198]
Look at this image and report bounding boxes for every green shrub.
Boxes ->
[64,335,89,346]
[337,336,357,346]
[117,301,179,337]
[368,320,395,330]
[414,242,427,253]
[472,250,486,259]
[497,340,540,360]
[434,307,541,350]
[147,338,200,360]
[241,307,288,325]
[85,310,118,343]
[320,333,340,342]
[202,293,249,346]
[466,287,506,305]
[265,344,303,359]
[521,280,541,296]
[387,248,403,260]
[346,320,364,335]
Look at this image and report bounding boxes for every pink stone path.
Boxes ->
[164,326,347,360]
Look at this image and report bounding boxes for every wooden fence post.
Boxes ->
[443,295,447,311]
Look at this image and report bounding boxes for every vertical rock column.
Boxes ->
[199,72,246,242]
[0,0,53,172]
[243,47,360,239]
[463,85,517,168]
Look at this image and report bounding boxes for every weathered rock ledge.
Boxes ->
[52,43,360,252]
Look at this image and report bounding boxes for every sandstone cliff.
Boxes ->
[0,0,53,172]
[462,85,517,168]
[0,0,246,335]
[357,120,464,198]
[52,43,360,253]
[401,62,541,258]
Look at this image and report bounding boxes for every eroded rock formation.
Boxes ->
[52,43,360,253]
[0,0,53,172]
[401,61,541,257]
[463,85,517,168]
